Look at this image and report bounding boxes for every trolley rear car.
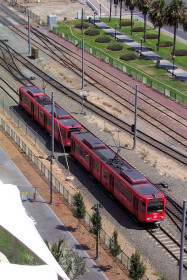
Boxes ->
[19,85,82,147]
[71,131,165,223]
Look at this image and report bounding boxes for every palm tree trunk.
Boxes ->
[144,13,146,42]
[173,24,177,55]
[157,26,161,51]
[109,0,112,22]
[130,9,133,35]
[119,0,122,29]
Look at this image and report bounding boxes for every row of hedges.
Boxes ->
[75,24,187,56]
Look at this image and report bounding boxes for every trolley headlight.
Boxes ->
[147,218,152,220]
[159,216,164,219]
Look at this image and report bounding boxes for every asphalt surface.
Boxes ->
[0,147,109,280]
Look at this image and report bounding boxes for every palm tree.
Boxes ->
[125,0,137,35]
[166,0,186,55]
[137,0,153,42]
[149,0,167,51]
[45,239,86,280]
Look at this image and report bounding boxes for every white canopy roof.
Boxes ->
[0,181,69,280]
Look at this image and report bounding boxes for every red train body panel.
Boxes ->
[71,131,165,223]
[19,85,165,224]
[19,85,82,147]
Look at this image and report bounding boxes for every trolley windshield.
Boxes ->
[147,201,164,213]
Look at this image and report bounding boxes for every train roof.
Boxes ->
[73,131,162,196]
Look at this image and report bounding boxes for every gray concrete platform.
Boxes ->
[0,147,108,280]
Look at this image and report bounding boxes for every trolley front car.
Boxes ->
[71,131,165,224]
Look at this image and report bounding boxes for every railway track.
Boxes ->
[0,39,186,165]
[8,26,187,151]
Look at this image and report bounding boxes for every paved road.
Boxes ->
[0,147,109,280]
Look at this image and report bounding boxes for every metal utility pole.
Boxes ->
[81,8,84,34]
[82,39,84,89]
[133,85,138,149]
[100,4,101,18]
[179,200,187,280]
[96,205,99,259]
[50,92,54,204]
[28,11,31,55]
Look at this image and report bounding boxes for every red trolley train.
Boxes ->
[19,85,82,147]
[71,131,165,224]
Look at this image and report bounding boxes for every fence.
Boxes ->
[0,100,150,279]
[52,27,187,106]
[7,1,41,24]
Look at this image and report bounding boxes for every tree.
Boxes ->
[166,0,186,55]
[72,192,86,230]
[149,0,167,50]
[91,210,102,235]
[137,0,152,42]
[125,0,137,35]
[45,239,87,280]
[129,250,146,280]
[109,230,122,271]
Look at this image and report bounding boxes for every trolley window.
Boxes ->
[72,140,75,151]
[110,175,114,189]
[95,159,99,172]
[140,201,146,213]
[115,179,120,191]
[126,188,132,202]
[121,183,126,197]
[104,168,109,180]
[147,201,164,213]
[80,146,84,158]
[40,110,44,119]
[84,151,89,162]
[75,142,79,153]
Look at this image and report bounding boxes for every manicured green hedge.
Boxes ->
[84,29,100,36]
[146,34,158,39]
[107,44,123,51]
[121,21,134,26]
[75,23,89,29]
[120,54,137,61]
[173,49,187,56]
[158,41,173,47]
[132,27,144,32]
[95,37,111,43]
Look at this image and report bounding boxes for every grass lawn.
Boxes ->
[53,19,187,96]
[0,229,34,264]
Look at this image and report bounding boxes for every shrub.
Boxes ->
[132,27,144,32]
[84,29,100,36]
[107,44,123,51]
[157,41,173,47]
[75,23,89,29]
[121,21,134,26]
[129,251,146,280]
[95,37,111,43]
[146,34,158,39]
[120,54,137,61]
[172,49,187,56]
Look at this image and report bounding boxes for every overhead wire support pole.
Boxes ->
[50,92,54,204]
[28,10,31,55]
[82,38,84,89]
[133,84,138,150]
[179,200,187,280]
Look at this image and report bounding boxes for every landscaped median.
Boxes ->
[50,18,187,106]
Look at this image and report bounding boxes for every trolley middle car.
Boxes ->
[71,131,165,224]
[19,85,82,147]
